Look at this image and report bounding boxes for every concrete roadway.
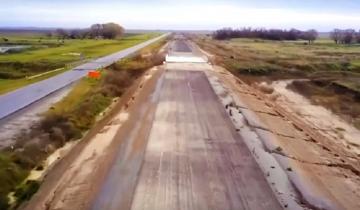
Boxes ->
[0,34,167,120]
[170,39,192,52]
[90,39,281,210]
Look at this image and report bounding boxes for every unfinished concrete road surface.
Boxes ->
[25,38,283,210]
[91,40,282,210]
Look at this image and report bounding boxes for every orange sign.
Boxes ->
[88,70,101,79]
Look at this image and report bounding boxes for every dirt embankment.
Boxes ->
[209,65,360,210]
[288,79,360,130]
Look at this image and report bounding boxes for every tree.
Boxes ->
[341,29,355,44]
[89,23,124,39]
[287,29,302,40]
[102,23,124,39]
[55,28,69,40]
[212,28,318,42]
[69,29,82,39]
[330,29,342,44]
[212,28,232,40]
[90,24,103,39]
[356,31,360,43]
[302,29,318,44]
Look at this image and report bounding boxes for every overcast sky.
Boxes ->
[1,0,360,31]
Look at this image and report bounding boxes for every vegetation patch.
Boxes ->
[0,153,28,209]
[14,180,40,206]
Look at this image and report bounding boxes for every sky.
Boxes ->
[1,0,360,31]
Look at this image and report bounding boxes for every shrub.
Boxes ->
[0,152,28,208]
[14,180,40,204]
[41,114,81,141]
[100,84,124,97]
[70,93,111,130]
[50,127,66,146]
[40,114,68,133]
[20,143,45,167]
[104,70,131,90]
[11,152,34,170]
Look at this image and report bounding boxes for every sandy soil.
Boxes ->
[271,80,360,155]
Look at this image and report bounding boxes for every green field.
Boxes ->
[197,37,360,77]
[0,33,159,94]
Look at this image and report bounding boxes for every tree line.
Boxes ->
[48,22,124,40]
[330,29,360,44]
[213,28,318,43]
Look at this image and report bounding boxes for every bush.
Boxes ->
[14,180,40,204]
[100,84,124,97]
[40,114,81,141]
[50,127,66,146]
[70,93,111,130]
[0,152,28,208]
[104,71,131,89]
[11,151,37,169]
[20,143,45,167]
[40,114,67,133]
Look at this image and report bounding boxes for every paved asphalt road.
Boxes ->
[91,39,281,210]
[0,86,73,148]
[0,34,167,120]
